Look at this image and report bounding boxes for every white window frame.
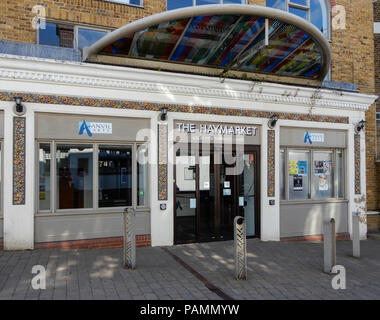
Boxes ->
[280,147,346,203]
[36,140,150,214]
[74,25,112,50]
[104,0,144,7]
[37,20,112,49]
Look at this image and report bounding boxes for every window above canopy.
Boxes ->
[83,5,331,83]
[266,0,329,38]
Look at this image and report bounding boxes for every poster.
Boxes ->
[293,175,303,191]
[224,181,230,188]
[314,160,332,175]
[289,160,298,175]
[223,189,232,196]
[298,161,308,175]
[318,175,328,191]
[190,198,196,209]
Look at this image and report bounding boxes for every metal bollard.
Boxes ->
[352,212,360,258]
[123,207,136,269]
[234,216,247,280]
[323,218,336,273]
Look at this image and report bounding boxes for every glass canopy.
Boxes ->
[84,5,331,80]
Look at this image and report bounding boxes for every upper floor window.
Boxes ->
[106,0,143,6]
[38,22,109,50]
[167,0,247,11]
[266,0,329,38]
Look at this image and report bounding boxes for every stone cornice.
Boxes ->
[0,54,377,111]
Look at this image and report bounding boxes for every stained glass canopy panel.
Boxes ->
[84,5,331,81]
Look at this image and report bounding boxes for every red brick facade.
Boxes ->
[34,235,151,250]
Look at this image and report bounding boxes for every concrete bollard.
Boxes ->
[323,218,336,273]
[352,212,360,258]
[234,216,247,280]
[123,207,136,269]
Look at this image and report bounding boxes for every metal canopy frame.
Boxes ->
[83,4,331,81]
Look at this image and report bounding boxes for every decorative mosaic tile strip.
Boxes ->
[0,92,349,124]
[13,117,25,205]
[267,130,275,197]
[158,124,168,201]
[354,134,361,195]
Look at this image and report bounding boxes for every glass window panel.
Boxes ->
[137,145,148,207]
[289,6,308,20]
[39,143,51,211]
[56,144,93,209]
[171,14,240,64]
[175,149,197,243]
[98,145,132,208]
[39,23,74,48]
[266,0,286,10]
[280,149,285,200]
[337,150,344,199]
[313,151,334,199]
[196,0,220,5]
[288,150,310,200]
[310,0,329,37]
[223,0,244,3]
[39,23,60,47]
[289,0,307,6]
[77,28,107,50]
[129,0,142,5]
[167,0,194,10]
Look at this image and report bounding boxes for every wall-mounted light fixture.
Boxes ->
[355,119,366,133]
[268,114,279,129]
[160,107,168,121]
[13,96,26,116]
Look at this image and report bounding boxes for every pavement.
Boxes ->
[0,238,379,300]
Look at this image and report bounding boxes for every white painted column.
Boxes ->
[260,122,280,241]
[3,104,34,250]
[150,115,173,247]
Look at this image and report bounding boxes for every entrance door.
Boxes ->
[174,144,260,244]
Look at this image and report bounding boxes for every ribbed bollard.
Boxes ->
[323,218,336,273]
[123,207,136,269]
[352,212,360,258]
[234,216,247,280]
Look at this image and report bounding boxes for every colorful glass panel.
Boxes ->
[98,14,326,79]
[131,19,189,60]
[170,15,240,64]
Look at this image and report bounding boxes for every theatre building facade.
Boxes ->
[0,1,377,250]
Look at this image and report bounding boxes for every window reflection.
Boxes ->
[98,145,132,208]
[39,144,51,210]
[56,144,93,209]
[77,28,107,50]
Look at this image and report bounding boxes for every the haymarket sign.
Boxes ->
[176,122,258,136]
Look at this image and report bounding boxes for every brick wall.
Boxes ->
[0,0,166,43]
[374,1,380,211]
[331,0,376,210]
[34,235,152,250]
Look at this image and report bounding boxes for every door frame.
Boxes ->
[173,143,261,244]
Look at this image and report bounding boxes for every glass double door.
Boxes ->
[174,144,260,244]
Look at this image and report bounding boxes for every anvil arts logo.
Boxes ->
[78,120,112,136]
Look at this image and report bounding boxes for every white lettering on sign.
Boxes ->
[176,123,257,136]
[309,133,325,143]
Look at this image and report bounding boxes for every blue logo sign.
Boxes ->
[78,120,93,137]
[304,132,312,145]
